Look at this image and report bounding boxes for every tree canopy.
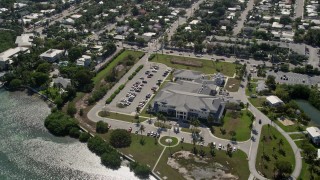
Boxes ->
[109,129,132,148]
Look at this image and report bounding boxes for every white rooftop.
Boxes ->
[266,95,283,105]
[15,34,34,47]
[40,49,63,58]
[0,47,29,62]
[307,127,320,138]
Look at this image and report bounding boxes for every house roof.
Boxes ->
[266,95,283,104]
[40,49,63,58]
[15,33,33,47]
[53,77,71,88]
[307,127,320,138]
[0,47,29,62]
[174,69,203,80]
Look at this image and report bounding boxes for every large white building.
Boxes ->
[306,127,320,145]
[15,33,34,47]
[0,47,29,70]
[266,95,284,106]
[153,80,225,123]
[40,49,64,62]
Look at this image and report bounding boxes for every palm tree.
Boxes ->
[278,139,284,150]
[162,116,167,128]
[147,104,152,119]
[139,124,145,139]
[190,117,200,134]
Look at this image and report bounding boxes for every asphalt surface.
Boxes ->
[233,0,255,36]
[107,63,168,114]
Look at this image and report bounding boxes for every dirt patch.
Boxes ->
[278,118,295,126]
[115,64,125,72]
[167,151,238,180]
[171,58,203,67]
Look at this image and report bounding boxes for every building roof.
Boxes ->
[53,77,71,88]
[15,33,33,47]
[307,127,320,138]
[174,69,203,80]
[266,95,283,105]
[0,47,29,62]
[154,89,224,113]
[40,49,63,58]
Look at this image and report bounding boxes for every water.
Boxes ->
[0,90,140,180]
[295,99,320,127]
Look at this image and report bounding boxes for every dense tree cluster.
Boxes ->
[109,129,132,148]
[44,111,79,136]
[129,161,151,179]
[96,121,109,134]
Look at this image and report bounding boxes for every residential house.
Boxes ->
[306,127,320,145]
[40,49,64,62]
[266,95,284,106]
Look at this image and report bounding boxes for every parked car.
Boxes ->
[218,144,222,150]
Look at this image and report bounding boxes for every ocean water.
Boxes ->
[0,90,140,180]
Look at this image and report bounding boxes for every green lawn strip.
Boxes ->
[245,83,257,96]
[225,78,241,92]
[256,125,295,179]
[154,122,172,129]
[154,143,250,180]
[181,127,200,134]
[274,120,306,132]
[99,132,164,168]
[159,136,179,146]
[98,111,147,123]
[299,161,318,179]
[93,50,144,87]
[249,98,266,107]
[149,54,238,76]
[289,133,306,140]
[212,110,252,141]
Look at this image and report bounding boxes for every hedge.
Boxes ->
[105,84,125,104]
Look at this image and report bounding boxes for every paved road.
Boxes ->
[294,0,305,19]
[233,0,255,36]
[166,0,206,41]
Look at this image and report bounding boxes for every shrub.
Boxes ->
[106,98,112,104]
[87,136,113,155]
[79,132,91,142]
[129,162,151,179]
[110,129,132,148]
[119,84,125,90]
[69,127,81,138]
[67,102,77,117]
[115,89,120,94]
[96,121,109,134]
[44,112,78,136]
[101,151,121,170]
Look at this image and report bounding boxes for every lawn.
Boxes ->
[181,127,200,134]
[245,83,257,96]
[100,132,164,168]
[256,125,295,179]
[154,122,172,129]
[274,120,306,132]
[98,111,147,123]
[225,78,241,92]
[149,54,239,77]
[289,133,306,140]
[154,143,250,180]
[249,97,266,107]
[93,50,144,87]
[159,136,179,146]
[212,110,252,141]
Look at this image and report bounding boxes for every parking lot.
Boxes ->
[107,62,169,114]
[267,71,320,86]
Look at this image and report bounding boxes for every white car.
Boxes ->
[213,142,216,147]
[218,144,222,150]
[233,147,237,152]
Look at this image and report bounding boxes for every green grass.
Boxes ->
[274,120,306,132]
[154,122,172,129]
[245,83,257,96]
[100,133,164,168]
[289,133,306,140]
[93,50,144,87]
[98,111,147,123]
[149,54,239,76]
[225,78,241,92]
[159,136,179,146]
[154,143,250,180]
[212,110,252,141]
[249,98,266,107]
[256,125,295,179]
[181,127,200,134]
